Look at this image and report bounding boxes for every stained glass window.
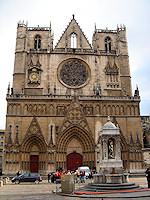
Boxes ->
[60,60,88,87]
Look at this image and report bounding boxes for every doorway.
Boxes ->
[30,155,39,173]
[67,153,82,171]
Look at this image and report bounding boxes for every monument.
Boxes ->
[94,116,128,184]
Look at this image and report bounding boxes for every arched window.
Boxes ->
[34,35,41,50]
[71,33,77,48]
[105,37,111,52]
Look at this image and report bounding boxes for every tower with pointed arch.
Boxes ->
[4,16,143,175]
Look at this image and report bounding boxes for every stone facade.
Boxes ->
[0,130,5,175]
[4,16,143,175]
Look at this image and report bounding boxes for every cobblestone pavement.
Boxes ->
[0,177,150,200]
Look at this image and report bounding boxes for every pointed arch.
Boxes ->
[107,105,111,116]
[56,125,95,169]
[70,32,77,48]
[21,134,47,152]
[105,36,111,52]
[102,105,107,115]
[116,105,120,115]
[34,35,41,50]
[120,105,124,115]
[56,125,95,152]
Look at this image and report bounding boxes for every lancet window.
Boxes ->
[34,35,41,50]
[105,37,111,52]
[71,33,77,48]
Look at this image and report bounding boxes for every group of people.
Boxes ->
[48,169,93,183]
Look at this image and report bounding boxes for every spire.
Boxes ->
[50,21,51,31]
[49,21,52,37]
[95,23,97,32]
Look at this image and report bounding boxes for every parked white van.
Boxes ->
[77,166,90,177]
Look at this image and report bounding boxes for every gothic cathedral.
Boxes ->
[4,16,143,175]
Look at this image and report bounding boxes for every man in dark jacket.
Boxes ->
[145,168,150,188]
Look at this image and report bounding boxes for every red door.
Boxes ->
[30,155,39,173]
[67,153,82,171]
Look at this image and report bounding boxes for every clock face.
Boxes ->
[29,72,39,83]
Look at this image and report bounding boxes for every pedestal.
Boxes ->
[105,174,123,184]
[93,174,103,183]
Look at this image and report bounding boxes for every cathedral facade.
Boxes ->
[4,16,143,175]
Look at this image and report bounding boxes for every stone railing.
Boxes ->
[30,49,47,53]
[6,94,140,101]
[28,27,49,31]
[53,48,116,55]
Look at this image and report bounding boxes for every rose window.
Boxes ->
[58,58,90,88]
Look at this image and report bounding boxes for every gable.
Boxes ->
[55,16,92,49]
[59,94,92,135]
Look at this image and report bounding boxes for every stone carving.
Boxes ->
[108,138,114,159]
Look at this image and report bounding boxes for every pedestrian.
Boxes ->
[145,168,150,188]
[17,171,20,176]
[48,172,51,183]
[51,172,56,183]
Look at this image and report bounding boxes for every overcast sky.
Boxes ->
[0,0,150,129]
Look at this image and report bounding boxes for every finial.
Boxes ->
[134,84,139,97]
[26,20,28,27]
[49,21,51,32]
[95,23,97,31]
[72,14,75,19]
[52,31,54,40]
[107,116,110,122]
[7,82,10,95]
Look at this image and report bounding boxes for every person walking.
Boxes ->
[48,172,51,183]
[145,168,150,188]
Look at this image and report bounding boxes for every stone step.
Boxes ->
[79,183,140,191]
[88,182,136,187]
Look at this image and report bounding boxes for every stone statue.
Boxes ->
[108,139,114,159]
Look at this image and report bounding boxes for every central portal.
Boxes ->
[67,153,82,171]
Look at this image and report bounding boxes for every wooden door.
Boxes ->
[67,153,82,171]
[30,155,39,173]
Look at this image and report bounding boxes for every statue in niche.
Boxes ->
[108,139,115,159]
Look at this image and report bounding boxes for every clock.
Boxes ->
[29,72,39,83]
